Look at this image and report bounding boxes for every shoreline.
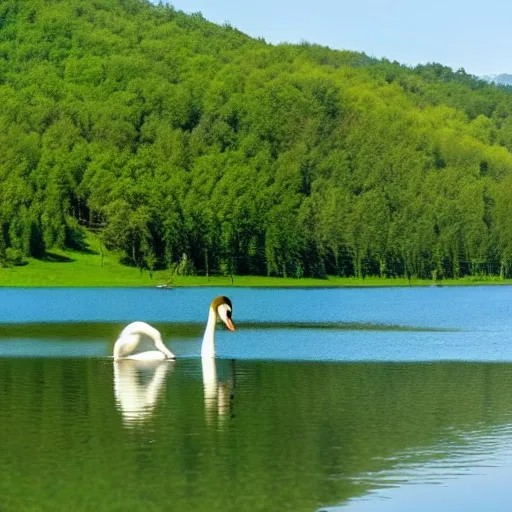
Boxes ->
[2,273,512,288]
[2,240,512,288]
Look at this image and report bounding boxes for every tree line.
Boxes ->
[2,0,512,279]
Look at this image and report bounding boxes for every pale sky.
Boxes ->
[162,0,511,76]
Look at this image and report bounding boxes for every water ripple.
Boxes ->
[0,321,457,341]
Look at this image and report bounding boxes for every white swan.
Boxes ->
[201,295,235,358]
[113,321,175,361]
[113,295,235,360]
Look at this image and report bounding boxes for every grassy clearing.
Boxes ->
[2,233,512,288]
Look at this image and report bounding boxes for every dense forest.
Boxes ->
[2,0,512,279]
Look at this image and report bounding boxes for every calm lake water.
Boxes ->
[1,286,512,511]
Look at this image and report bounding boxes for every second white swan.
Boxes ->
[113,295,235,360]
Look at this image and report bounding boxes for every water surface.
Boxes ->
[1,286,512,511]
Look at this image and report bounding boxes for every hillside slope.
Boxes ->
[1,0,512,279]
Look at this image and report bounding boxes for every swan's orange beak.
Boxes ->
[225,317,236,332]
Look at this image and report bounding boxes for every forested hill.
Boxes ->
[2,1,512,280]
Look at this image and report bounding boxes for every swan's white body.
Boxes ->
[113,296,235,360]
[113,321,175,361]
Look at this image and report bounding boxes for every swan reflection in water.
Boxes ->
[202,357,236,426]
[113,358,236,427]
[113,359,175,426]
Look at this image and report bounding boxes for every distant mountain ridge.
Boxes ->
[481,73,512,86]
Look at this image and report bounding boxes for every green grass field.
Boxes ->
[1,233,511,288]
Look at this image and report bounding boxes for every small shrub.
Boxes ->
[5,248,27,266]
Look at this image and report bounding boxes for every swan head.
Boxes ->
[211,296,235,332]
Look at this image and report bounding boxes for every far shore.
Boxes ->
[2,265,512,288]
[2,238,512,288]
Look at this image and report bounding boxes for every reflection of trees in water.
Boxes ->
[232,361,512,509]
[1,360,512,510]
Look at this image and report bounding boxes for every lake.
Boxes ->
[1,286,512,511]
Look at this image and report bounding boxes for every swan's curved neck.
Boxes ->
[201,307,217,358]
